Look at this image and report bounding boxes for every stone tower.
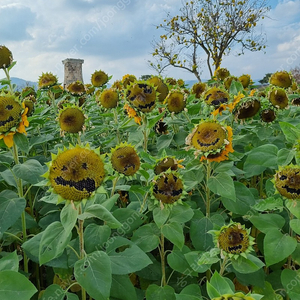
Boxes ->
[62,58,84,88]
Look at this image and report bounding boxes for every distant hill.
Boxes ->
[0,77,37,91]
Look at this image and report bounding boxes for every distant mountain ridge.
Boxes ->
[0,77,37,91]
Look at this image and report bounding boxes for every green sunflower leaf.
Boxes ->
[39,221,72,265]
[281,269,300,298]
[279,121,300,144]
[106,236,152,275]
[0,251,19,272]
[264,229,297,266]
[207,270,235,298]
[146,284,176,300]
[249,213,285,234]
[0,192,26,236]
[208,173,236,201]
[13,132,29,154]
[74,251,112,300]
[13,159,46,184]
[60,202,79,233]
[162,222,184,250]
[0,270,37,300]
[110,275,137,300]
[78,204,121,229]
[231,254,265,274]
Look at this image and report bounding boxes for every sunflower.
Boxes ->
[148,76,169,102]
[186,120,227,157]
[0,95,29,148]
[211,92,244,117]
[191,82,206,99]
[165,89,186,113]
[126,81,156,113]
[204,87,229,107]
[51,85,64,99]
[97,88,119,109]
[91,70,109,87]
[292,97,300,106]
[152,171,184,207]
[268,88,288,109]
[0,45,13,69]
[21,86,36,99]
[38,72,58,89]
[155,119,168,135]
[238,74,251,88]
[260,108,276,123]
[67,81,85,96]
[211,222,254,258]
[154,157,184,175]
[269,71,293,88]
[200,126,234,162]
[123,103,142,125]
[23,96,35,116]
[166,77,177,86]
[274,165,300,199]
[85,83,95,95]
[122,74,136,88]
[215,68,230,81]
[233,97,261,120]
[46,145,105,202]
[224,76,238,90]
[58,105,86,134]
[110,143,140,176]
[177,79,185,87]
[212,292,255,300]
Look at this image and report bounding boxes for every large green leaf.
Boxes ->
[106,236,152,275]
[249,214,285,234]
[40,284,65,300]
[207,271,235,298]
[60,202,78,233]
[84,224,111,254]
[39,221,72,265]
[13,132,29,153]
[153,207,170,228]
[0,270,37,299]
[176,284,203,300]
[168,203,194,224]
[243,144,278,177]
[131,223,160,252]
[221,182,255,215]
[231,254,265,274]
[0,251,19,272]
[264,229,297,266]
[0,192,26,235]
[279,121,300,144]
[281,269,300,299]
[208,173,236,201]
[74,251,112,300]
[13,159,45,184]
[162,222,184,250]
[146,284,176,300]
[110,275,137,300]
[190,216,214,251]
[78,204,121,229]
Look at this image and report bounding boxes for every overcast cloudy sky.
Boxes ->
[1,0,300,84]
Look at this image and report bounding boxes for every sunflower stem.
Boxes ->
[110,175,119,197]
[142,114,148,151]
[219,256,228,276]
[160,233,167,286]
[78,204,86,300]
[3,67,14,93]
[113,108,121,144]
[12,143,28,273]
[205,160,211,217]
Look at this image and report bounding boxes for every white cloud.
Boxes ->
[1,0,300,84]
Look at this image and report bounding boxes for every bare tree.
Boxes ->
[150,0,269,81]
[291,65,300,85]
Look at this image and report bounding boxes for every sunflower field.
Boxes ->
[1,45,300,300]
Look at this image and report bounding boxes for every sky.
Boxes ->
[0,0,300,84]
